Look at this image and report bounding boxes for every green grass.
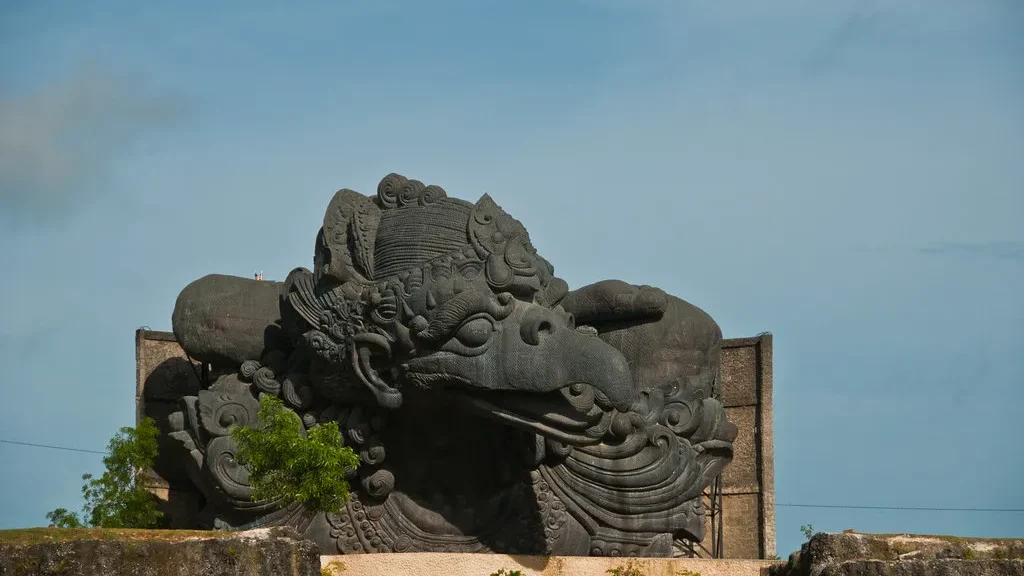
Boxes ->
[0,527,223,545]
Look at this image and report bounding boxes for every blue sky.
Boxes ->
[1,0,1021,556]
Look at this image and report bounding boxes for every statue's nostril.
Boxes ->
[521,308,558,345]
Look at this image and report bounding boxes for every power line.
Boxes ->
[4,438,1023,514]
[778,503,1024,513]
[0,439,107,456]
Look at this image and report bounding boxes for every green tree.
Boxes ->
[45,507,84,528]
[232,395,359,513]
[46,417,164,528]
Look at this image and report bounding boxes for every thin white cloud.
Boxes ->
[919,242,1024,263]
[0,63,185,222]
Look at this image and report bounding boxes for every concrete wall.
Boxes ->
[135,330,776,559]
[716,335,775,560]
[321,553,780,576]
[134,330,204,528]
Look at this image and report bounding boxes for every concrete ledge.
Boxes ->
[321,553,781,576]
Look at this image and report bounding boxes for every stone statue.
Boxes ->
[166,173,737,557]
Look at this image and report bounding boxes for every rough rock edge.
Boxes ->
[771,532,1024,576]
[0,526,320,576]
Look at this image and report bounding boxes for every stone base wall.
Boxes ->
[7,528,1019,576]
[0,527,319,576]
[322,553,780,576]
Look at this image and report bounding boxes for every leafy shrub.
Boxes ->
[800,524,815,540]
[232,394,359,512]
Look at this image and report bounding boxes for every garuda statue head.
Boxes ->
[167,173,737,557]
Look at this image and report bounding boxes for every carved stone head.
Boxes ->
[167,173,736,557]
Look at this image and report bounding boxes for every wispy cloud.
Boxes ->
[803,10,882,77]
[918,242,1024,262]
[0,63,186,222]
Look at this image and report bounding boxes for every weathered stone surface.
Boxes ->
[772,532,1024,576]
[720,343,758,407]
[712,336,775,560]
[141,399,195,488]
[171,274,286,367]
[723,405,759,491]
[136,332,202,401]
[322,553,781,576]
[0,527,319,576]
[720,493,764,560]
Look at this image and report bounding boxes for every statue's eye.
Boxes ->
[454,317,493,348]
[439,314,496,356]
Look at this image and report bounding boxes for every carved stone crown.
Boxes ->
[316,172,565,305]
